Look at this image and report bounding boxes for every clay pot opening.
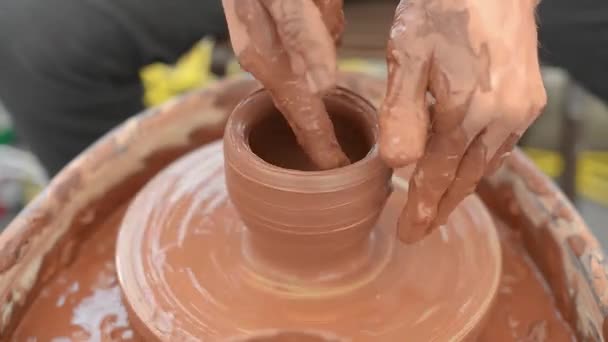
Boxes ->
[224,87,389,193]
[248,97,374,172]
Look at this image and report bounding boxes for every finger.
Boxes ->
[430,131,488,229]
[397,127,468,243]
[233,0,350,169]
[260,0,337,94]
[378,2,431,168]
[398,80,493,243]
[312,0,345,42]
[270,84,351,170]
[222,0,252,57]
[432,97,542,228]
[231,0,282,77]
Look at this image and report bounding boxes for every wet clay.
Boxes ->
[1,76,593,341]
[222,0,350,170]
[116,144,499,341]
[12,205,135,341]
[11,172,573,341]
[227,330,343,342]
[7,86,573,340]
[222,88,391,279]
[110,88,500,341]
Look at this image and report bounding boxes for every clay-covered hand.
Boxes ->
[379,0,547,243]
[222,0,350,170]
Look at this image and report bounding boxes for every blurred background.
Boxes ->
[0,0,606,243]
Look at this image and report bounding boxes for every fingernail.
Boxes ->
[306,67,333,94]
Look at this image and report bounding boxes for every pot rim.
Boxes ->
[223,86,390,192]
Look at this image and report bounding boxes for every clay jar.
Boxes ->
[223,87,392,286]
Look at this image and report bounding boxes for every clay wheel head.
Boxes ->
[116,141,502,341]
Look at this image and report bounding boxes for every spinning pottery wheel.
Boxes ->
[0,74,606,341]
[117,87,501,340]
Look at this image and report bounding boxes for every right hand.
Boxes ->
[378,0,546,243]
[222,0,350,170]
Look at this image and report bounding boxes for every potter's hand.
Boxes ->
[380,0,547,243]
[222,0,350,170]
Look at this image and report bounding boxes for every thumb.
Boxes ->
[379,4,431,168]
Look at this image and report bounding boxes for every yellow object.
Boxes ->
[338,59,385,76]
[141,44,386,106]
[521,147,564,178]
[141,39,218,107]
[523,147,608,207]
[578,151,608,206]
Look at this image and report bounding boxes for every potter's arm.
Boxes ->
[378,0,547,243]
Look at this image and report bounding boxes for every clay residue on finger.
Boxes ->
[224,0,350,170]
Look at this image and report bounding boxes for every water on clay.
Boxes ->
[11,96,575,341]
[12,184,575,341]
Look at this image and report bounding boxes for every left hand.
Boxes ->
[222,0,351,170]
